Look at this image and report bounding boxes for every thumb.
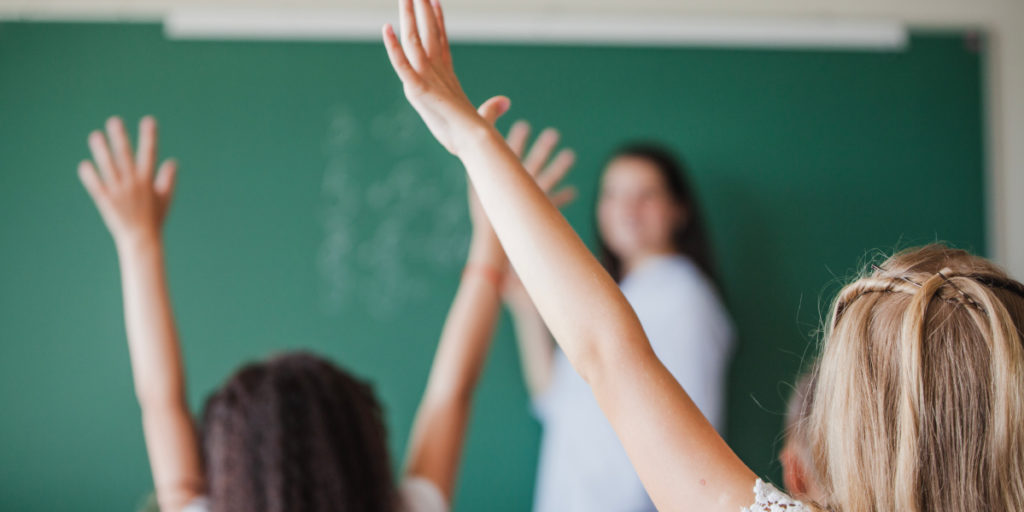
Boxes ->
[477,96,511,125]
[154,159,178,211]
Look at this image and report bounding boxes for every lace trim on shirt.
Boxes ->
[740,479,810,512]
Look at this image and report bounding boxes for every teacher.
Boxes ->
[503,137,735,512]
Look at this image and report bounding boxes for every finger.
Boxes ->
[550,186,578,209]
[88,130,120,183]
[522,128,560,175]
[79,161,118,228]
[106,116,135,177]
[414,0,440,58]
[477,96,510,124]
[430,0,451,66]
[506,121,530,157]
[538,148,576,191]
[77,160,109,205]
[383,24,423,88]
[135,116,158,178]
[399,0,427,67]
[154,159,178,208]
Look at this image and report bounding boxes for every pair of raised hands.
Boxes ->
[79,0,576,284]
[79,117,574,255]
[80,1,576,256]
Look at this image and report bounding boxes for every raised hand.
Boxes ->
[78,116,177,247]
[382,0,491,155]
[505,121,577,209]
[78,116,203,511]
[402,98,509,502]
[384,2,761,505]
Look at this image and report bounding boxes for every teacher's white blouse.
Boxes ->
[532,254,735,512]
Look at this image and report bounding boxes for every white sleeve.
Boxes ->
[183,480,447,512]
[181,496,211,512]
[640,272,734,431]
[741,479,813,512]
[398,476,448,512]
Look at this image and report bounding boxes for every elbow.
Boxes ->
[570,341,604,386]
[568,334,622,388]
[566,326,653,389]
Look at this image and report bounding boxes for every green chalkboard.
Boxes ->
[0,22,984,511]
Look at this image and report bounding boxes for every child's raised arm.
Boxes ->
[79,117,203,511]
[498,121,577,400]
[401,97,511,502]
[383,2,759,510]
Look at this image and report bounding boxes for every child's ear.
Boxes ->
[780,445,810,499]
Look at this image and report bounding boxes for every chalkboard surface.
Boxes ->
[0,22,983,511]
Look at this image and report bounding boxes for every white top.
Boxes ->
[181,476,446,512]
[742,479,811,512]
[532,254,735,512]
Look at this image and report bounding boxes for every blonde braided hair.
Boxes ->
[806,244,1024,511]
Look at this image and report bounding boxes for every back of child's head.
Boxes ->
[200,351,397,512]
[809,244,1024,511]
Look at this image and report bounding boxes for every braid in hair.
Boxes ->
[810,244,1024,512]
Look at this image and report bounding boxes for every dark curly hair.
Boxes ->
[200,351,397,512]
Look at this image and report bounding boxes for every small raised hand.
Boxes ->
[78,116,177,247]
[505,121,577,209]
[78,115,203,512]
[465,103,578,253]
[382,0,494,155]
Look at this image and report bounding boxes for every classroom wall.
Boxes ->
[3,0,1021,282]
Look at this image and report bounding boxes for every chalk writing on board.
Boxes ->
[317,103,469,318]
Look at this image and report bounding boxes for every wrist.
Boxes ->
[468,231,505,267]
[452,116,498,157]
[115,230,163,258]
[462,261,505,290]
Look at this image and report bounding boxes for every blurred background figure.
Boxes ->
[505,142,734,512]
